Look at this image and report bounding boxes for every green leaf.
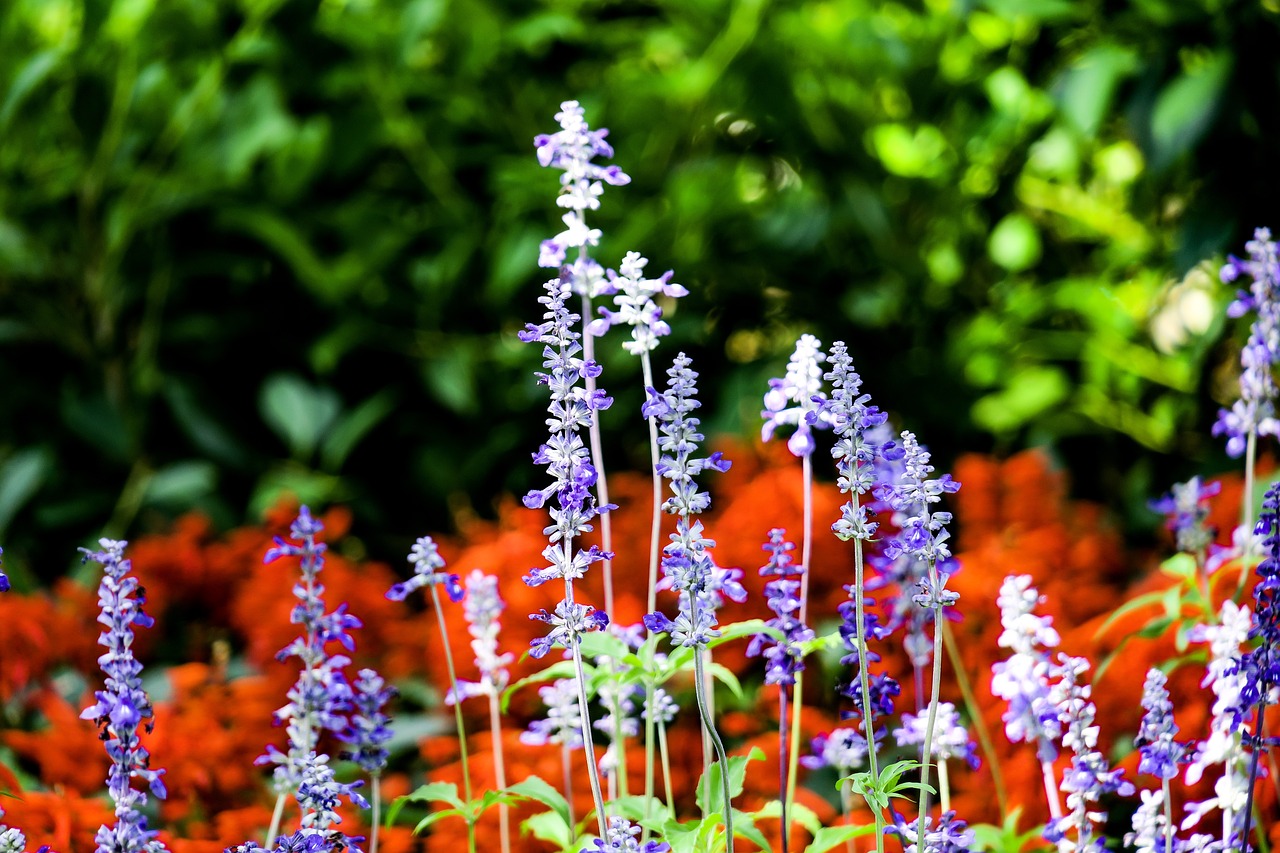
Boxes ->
[579,630,631,660]
[502,661,577,713]
[143,460,217,507]
[1150,52,1231,170]
[0,448,50,536]
[0,50,63,130]
[320,389,397,471]
[710,619,783,648]
[259,373,342,461]
[707,662,745,701]
[987,213,1042,272]
[413,807,463,834]
[803,824,876,853]
[521,810,572,850]
[387,781,463,826]
[506,775,572,830]
[730,809,773,851]
[659,817,701,853]
[696,746,765,814]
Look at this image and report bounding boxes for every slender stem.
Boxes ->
[562,742,577,844]
[659,720,675,815]
[1041,760,1063,821]
[581,293,615,621]
[937,758,950,813]
[1241,701,1265,853]
[643,678,657,842]
[784,456,814,832]
[915,561,946,849]
[371,775,382,853]
[779,688,791,853]
[693,647,734,853]
[852,499,886,853]
[1239,430,1259,599]
[641,351,664,619]
[840,786,855,853]
[488,692,511,853]
[611,674,629,798]
[701,647,714,782]
[1161,776,1173,853]
[266,793,286,847]
[562,567,609,839]
[940,621,1008,816]
[431,584,477,853]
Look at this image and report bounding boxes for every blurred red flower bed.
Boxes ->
[1,442,1275,851]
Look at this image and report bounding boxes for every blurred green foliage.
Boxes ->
[0,0,1276,576]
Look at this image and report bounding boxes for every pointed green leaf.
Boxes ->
[802,824,877,853]
[506,775,572,829]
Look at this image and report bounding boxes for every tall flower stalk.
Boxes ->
[875,431,960,846]
[822,341,896,850]
[387,537,472,852]
[535,99,630,620]
[520,274,614,840]
[258,508,360,846]
[339,670,394,853]
[448,570,513,853]
[1134,669,1186,853]
[79,538,168,853]
[761,334,831,821]
[643,352,735,853]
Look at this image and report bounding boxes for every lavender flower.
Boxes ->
[387,536,463,603]
[521,678,585,748]
[990,575,1062,764]
[886,810,975,853]
[448,570,513,703]
[0,546,7,592]
[1235,481,1280,724]
[1045,654,1134,851]
[1214,228,1280,458]
[297,751,368,833]
[529,600,610,658]
[643,686,680,726]
[800,728,868,774]
[594,681,641,775]
[338,669,395,777]
[580,817,669,853]
[78,539,168,853]
[1149,477,1220,555]
[1136,669,1186,780]
[762,334,831,457]
[535,101,630,272]
[746,529,813,686]
[259,508,357,801]
[893,702,979,769]
[586,252,687,355]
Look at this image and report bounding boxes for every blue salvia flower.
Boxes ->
[0,546,8,592]
[1235,481,1280,727]
[521,678,585,748]
[296,751,368,833]
[338,669,395,777]
[594,680,641,775]
[643,686,680,726]
[1214,228,1280,457]
[580,816,670,853]
[0,810,47,853]
[990,574,1062,764]
[586,251,687,355]
[1044,654,1134,851]
[78,538,168,853]
[886,810,975,853]
[746,529,813,687]
[535,100,630,273]
[387,536,464,603]
[762,334,831,458]
[1136,668,1186,781]
[644,353,732,647]
[800,728,868,775]
[448,570,513,703]
[259,508,358,800]
[893,702,979,769]
[1149,477,1220,555]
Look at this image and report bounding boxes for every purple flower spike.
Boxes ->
[78,539,168,853]
[746,529,813,687]
[588,252,687,354]
[1136,668,1186,780]
[893,702,980,769]
[387,536,464,603]
[0,546,8,592]
[580,817,669,853]
[338,669,396,777]
[447,571,513,705]
[762,334,831,458]
[522,679,585,749]
[1149,476,1220,555]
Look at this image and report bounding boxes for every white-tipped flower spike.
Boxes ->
[762,333,831,458]
[587,251,688,355]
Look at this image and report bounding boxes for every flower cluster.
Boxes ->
[448,570,513,702]
[893,702,978,769]
[1214,228,1280,457]
[339,670,395,777]
[535,100,630,273]
[387,536,463,603]
[1148,477,1220,555]
[79,539,169,853]
[761,334,831,458]
[886,810,975,853]
[587,251,687,355]
[522,678,585,748]
[580,817,670,853]
[990,574,1062,764]
[746,529,812,687]
[1235,480,1280,722]
[822,342,896,542]
[0,546,7,592]
[1135,668,1185,781]
[800,728,868,775]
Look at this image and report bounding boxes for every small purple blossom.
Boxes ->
[1235,481,1280,727]
[746,529,813,687]
[580,817,669,853]
[448,571,513,704]
[893,702,979,769]
[1136,668,1186,781]
[387,536,463,602]
[529,600,609,659]
[0,546,8,592]
[762,334,831,457]
[521,678,585,749]
[587,252,687,354]
[886,810,974,853]
[643,686,680,726]
[990,575,1062,765]
[800,728,868,774]
[79,538,168,853]
[1150,477,1220,555]
[338,669,395,777]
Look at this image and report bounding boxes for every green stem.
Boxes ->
[430,583,476,853]
[371,775,382,853]
[915,560,946,849]
[487,692,511,853]
[784,456,814,831]
[641,351,664,620]
[851,497,886,853]
[581,291,615,620]
[940,622,1007,816]
[1239,430,1259,599]
[562,565,609,840]
[693,647,734,853]
[659,719,675,816]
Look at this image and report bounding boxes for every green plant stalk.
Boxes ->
[1239,701,1265,851]
[779,687,790,853]
[562,742,577,844]
[851,496,886,853]
[431,582,477,853]
[937,758,950,813]
[562,556,610,840]
[659,719,675,815]
[839,785,855,853]
[783,456,814,833]
[643,678,657,842]
[1161,776,1173,853]
[693,644,734,853]
[641,351,664,620]
[701,647,714,781]
[371,775,382,853]
[487,692,511,853]
[1238,430,1259,599]
[915,560,946,850]
[940,622,1007,816]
